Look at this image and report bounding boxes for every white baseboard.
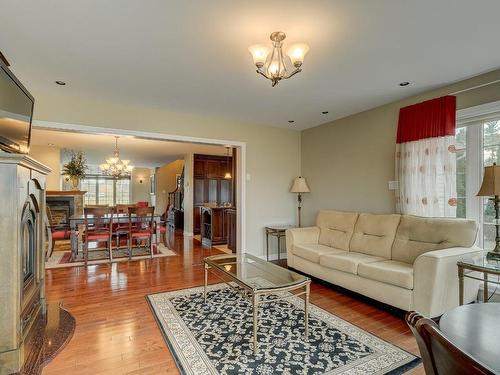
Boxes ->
[256,253,287,262]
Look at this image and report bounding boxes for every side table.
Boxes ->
[265,225,293,261]
[457,255,500,304]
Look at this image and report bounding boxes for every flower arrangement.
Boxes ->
[62,151,88,190]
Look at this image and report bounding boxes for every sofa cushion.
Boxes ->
[319,252,385,274]
[293,244,346,264]
[392,215,478,264]
[358,260,414,290]
[349,213,401,258]
[316,210,359,251]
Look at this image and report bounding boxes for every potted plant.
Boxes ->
[62,151,88,190]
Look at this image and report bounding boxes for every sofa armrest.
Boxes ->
[285,227,320,254]
[413,246,483,318]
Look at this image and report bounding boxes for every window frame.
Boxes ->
[81,174,132,206]
[457,100,500,248]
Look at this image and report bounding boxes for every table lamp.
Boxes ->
[290,176,310,227]
[477,162,500,260]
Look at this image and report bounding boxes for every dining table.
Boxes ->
[439,303,500,373]
[69,213,162,260]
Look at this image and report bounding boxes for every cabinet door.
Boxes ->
[208,179,218,203]
[206,160,221,178]
[194,159,206,177]
[194,178,205,205]
[193,206,201,234]
[220,179,231,205]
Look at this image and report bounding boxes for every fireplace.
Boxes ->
[0,153,50,374]
[46,196,75,225]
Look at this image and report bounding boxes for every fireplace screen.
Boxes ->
[21,203,37,284]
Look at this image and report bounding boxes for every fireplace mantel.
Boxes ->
[47,190,87,196]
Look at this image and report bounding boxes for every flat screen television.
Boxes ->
[0,60,34,154]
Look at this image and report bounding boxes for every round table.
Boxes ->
[440,303,500,372]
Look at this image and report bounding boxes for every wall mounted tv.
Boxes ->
[0,59,34,154]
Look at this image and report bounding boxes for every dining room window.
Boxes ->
[81,174,131,206]
[456,100,500,248]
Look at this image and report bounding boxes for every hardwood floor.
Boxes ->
[42,230,424,374]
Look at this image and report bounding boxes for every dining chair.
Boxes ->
[136,201,149,208]
[127,206,155,259]
[45,206,71,260]
[405,311,494,375]
[83,206,113,265]
[113,205,134,249]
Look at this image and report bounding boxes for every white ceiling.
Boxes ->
[31,128,227,168]
[1,1,500,130]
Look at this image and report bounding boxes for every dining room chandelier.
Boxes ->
[99,136,134,178]
[248,31,309,87]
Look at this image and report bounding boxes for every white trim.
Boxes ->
[183,231,194,237]
[33,120,247,253]
[457,99,500,126]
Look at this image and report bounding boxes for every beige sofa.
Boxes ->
[286,210,482,318]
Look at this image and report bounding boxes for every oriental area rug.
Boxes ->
[147,283,420,375]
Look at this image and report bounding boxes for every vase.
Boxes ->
[70,176,80,190]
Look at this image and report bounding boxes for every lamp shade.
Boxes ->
[290,176,310,193]
[477,163,500,196]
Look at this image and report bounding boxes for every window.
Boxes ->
[456,100,500,248]
[81,175,131,206]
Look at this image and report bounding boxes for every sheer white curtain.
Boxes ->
[396,135,457,216]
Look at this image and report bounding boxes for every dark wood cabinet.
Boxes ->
[226,208,237,252]
[201,207,233,247]
[193,154,234,235]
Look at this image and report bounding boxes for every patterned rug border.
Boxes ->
[46,245,177,269]
[146,283,421,375]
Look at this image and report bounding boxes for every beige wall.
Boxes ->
[32,92,301,256]
[131,167,152,204]
[301,68,500,226]
[28,145,60,190]
[155,159,184,216]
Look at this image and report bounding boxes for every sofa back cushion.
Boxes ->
[317,210,359,251]
[350,213,401,258]
[392,215,478,264]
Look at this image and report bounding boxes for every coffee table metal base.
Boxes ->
[203,262,310,354]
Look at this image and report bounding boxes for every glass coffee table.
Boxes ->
[203,253,311,354]
[457,254,500,304]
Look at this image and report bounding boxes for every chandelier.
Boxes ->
[99,136,134,178]
[248,31,309,87]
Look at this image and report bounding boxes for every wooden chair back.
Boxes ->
[115,204,134,214]
[136,201,149,208]
[127,206,155,233]
[84,206,113,237]
[405,311,494,375]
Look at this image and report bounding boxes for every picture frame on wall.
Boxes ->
[150,174,155,195]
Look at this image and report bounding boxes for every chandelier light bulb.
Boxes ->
[286,43,310,67]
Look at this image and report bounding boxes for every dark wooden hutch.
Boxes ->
[194,153,236,251]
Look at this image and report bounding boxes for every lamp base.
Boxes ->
[486,250,500,261]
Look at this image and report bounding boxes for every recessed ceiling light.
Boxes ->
[55,80,66,86]
[47,143,55,146]
[288,120,295,124]
[321,111,329,114]
[399,81,410,87]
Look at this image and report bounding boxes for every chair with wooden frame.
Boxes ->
[405,311,494,375]
[83,206,113,265]
[113,204,134,249]
[45,206,71,260]
[127,206,155,259]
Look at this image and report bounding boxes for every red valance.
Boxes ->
[396,95,456,144]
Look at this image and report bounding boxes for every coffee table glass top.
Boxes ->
[458,253,500,272]
[204,253,309,291]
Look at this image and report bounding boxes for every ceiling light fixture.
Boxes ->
[55,80,66,86]
[224,147,232,179]
[99,136,134,178]
[288,120,295,123]
[248,32,309,87]
[399,81,410,87]
[321,111,329,114]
